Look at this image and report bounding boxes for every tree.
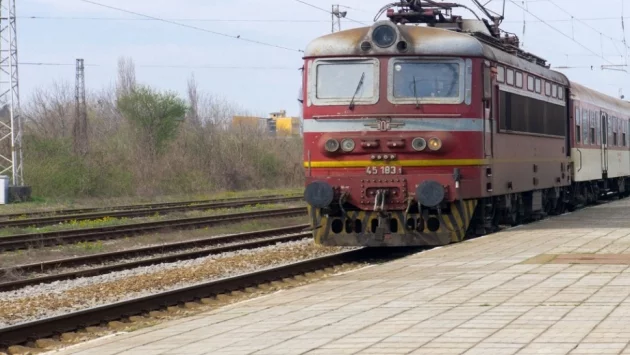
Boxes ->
[117,85,187,160]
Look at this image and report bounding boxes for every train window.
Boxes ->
[614,132,619,146]
[535,78,541,93]
[515,72,523,88]
[545,82,551,96]
[575,107,581,143]
[527,76,534,91]
[624,133,627,146]
[590,127,596,144]
[313,59,379,105]
[507,69,515,85]
[558,87,564,100]
[582,109,589,144]
[498,91,566,136]
[552,84,557,98]
[497,66,505,83]
[393,61,463,101]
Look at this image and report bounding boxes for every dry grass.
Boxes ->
[0,202,303,238]
[0,188,302,216]
[0,215,309,268]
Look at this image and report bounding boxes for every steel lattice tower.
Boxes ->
[0,0,22,186]
[74,58,88,156]
[331,5,346,33]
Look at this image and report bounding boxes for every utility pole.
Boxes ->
[0,0,23,187]
[331,5,347,33]
[74,59,88,156]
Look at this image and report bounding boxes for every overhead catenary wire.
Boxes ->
[77,0,304,53]
[20,62,298,70]
[507,0,625,70]
[545,0,628,58]
[19,16,375,23]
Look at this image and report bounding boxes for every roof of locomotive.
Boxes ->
[570,81,630,115]
[304,21,569,86]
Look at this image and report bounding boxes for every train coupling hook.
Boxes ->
[373,189,388,213]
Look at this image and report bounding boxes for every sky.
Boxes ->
[15,0,630,117]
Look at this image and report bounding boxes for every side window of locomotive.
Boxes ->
[497,66,505,83]
[515,72,523,88]
[506,69,515,86]
[575,107,581,143]
[535,78,542,93]
[558,87,564,100]
[545,82,551,96]
[527,76,534,91]
[552,84,557,98]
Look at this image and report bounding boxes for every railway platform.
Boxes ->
[52,199,630,355]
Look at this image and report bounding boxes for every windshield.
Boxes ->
[393,62,461,100]
[316,61,375,100]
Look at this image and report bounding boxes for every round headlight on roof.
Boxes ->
[372,25,397,48]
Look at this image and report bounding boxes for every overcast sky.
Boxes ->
[18,0,630,117]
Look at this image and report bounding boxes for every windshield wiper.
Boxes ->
[348,72,366,110]
[413,76,420,109]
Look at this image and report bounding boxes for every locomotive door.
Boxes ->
[601,111,609,177]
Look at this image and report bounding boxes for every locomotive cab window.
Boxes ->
[388,58,466,104]
[527,76,534,91]
[515,72,523,88]
[309,58,379,106]
[558,87,564,100]
[535,78,541,93]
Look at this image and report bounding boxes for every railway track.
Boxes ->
[0,248,379,348]
[0,225,311,292]
[0,207,307,251]
[0,195,302,229]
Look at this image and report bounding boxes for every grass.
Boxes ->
[0,215,310,268]
[0,187,302,216]
[0,202,302,238]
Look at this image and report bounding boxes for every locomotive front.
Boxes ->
[303,19,491,247]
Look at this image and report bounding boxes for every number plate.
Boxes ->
[365,166,402,175]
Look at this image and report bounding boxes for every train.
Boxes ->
[301,0,630,247]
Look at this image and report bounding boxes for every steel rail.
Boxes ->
[0,196,302,229]
[0,194,296,220]
[0,207,307,251]
[0,248,371,347]
[0,230,312,292]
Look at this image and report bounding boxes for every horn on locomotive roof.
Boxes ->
[376,0,506,39]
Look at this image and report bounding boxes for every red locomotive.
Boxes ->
[302,0,630,247]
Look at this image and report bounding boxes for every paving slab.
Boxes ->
[49,199,630,355]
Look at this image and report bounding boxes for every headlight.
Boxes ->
[372,25,396,48]
[411,137,427,151]
[324,138,340,152]
[341,138,355,152]
[428,137,442,151]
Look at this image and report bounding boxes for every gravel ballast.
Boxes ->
[0,239,350,327]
